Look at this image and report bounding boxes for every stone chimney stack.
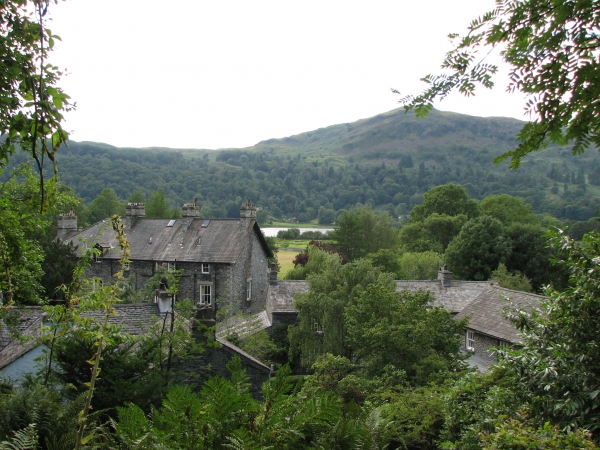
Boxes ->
[240,198,257,221]
[57,211,77,241]
[438,264,452,288]
[182,202,200,218]
[125,203,145,229]
[269,262,278,286]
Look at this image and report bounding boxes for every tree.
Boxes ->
[410,184,480,222]
[331,205,397,261]
[146,187,178,218]
[0,0,71,208]
[498,229,600,434]
[345,285,466,382]
[400,0,600,168]
[398,251,444,280]
[86,188,124,224]
[481,194,539,226]
[490,263,532,292]
[399,213,468,253]
[445,216,512,280]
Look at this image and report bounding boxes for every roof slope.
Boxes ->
[454,287,545,344]
[65,218,272,263]
[395,280,493,313]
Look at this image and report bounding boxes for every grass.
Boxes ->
[277,249,300,278]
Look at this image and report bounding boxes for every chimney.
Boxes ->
[269,262,278,285]
[125,203,145,229]
[240,198,257,221]
[438,264,452,288]
[182,202,200,218]
[57,211,77,241]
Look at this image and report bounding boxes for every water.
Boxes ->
[261,227,334,237]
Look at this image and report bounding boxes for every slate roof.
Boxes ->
[454,286,545,344]
[268,280,310,315]
[395,280,494,313]
[267,279,492,316]
[65,217,272,263]
[82,304,162,335]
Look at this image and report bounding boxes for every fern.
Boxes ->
[0,425,38,450]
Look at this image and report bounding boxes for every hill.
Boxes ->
[8,108,599,223]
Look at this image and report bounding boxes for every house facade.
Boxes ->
[58,200,273,319]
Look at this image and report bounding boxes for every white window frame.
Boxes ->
[466,330,475,351]
[124,262,130,271]
[156,261,175,271]
[314,321,324,335]
[92,278,103,292]
[201,263,210,274]
[199,284,212,306]
[246,278,252,301]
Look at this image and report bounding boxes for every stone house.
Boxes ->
[0,304,271,396]
[58,200,273,320]
[454,286,544,363]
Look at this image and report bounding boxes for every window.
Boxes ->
[199,284,212,305]
[124,262,130,271]
[314,321,324,335]
[93,253,102,263]
[466,330,475,351]
[246,278,252,301]
[201,263,210,274]
[156,261,175,271]
[92,278,103,292]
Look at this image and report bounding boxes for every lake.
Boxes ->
[261,227,334,237]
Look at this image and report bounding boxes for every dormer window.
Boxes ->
[93,244,103,263]
[201,263,210,274]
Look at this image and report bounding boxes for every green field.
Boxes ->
[277,249,299,278]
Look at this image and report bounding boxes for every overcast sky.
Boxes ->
[47,0,527,150]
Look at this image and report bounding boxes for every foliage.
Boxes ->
[146,186,181,219]
[85,187,125,224]
[289,259,385,366]
[365,248,402,278]
[410,183,480,222]
[490,263,532,293]
[445,216,512,280]
[283,245,343,280]
[0,0,71,207]
[398,251,444,280]
[498,229,600,434]
[110,358,351,449]
[345,286,466,382]
[481,194,539,226]
[400,0,600,168]
[331,204,397,261]
[0,164,79,305]
[0,382,86,450]
[399,213,468,253]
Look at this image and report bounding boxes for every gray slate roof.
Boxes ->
[65,218,272,264]
[268,281,310,314]
[395,280,494,313]
[268,279,492,315]
[82,304,162,335]
[454,286,545,344]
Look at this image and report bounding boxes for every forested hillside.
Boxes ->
[35,108,598,222]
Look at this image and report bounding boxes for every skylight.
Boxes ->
[202,220,211,228]
[167,219,176,227]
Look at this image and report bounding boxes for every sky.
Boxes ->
[47,0,527,150]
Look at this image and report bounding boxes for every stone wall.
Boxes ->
[174,328,270,398]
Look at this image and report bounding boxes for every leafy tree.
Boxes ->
[498,229,600,434]
[331,204,397,261]
[399,213,468,253]
[283,245,344,280]
[481,194,539,226]
[86,187,124,224]
[400,0,600,168]
[365,248,402,278]
[410,184,480,222]
[146,186,179,218]
[445,216,512,280]
[127,188,146,204]
[398,251,444,280]
[0,0,71,207]
[490,263,532,293]
[289,259,385,366]
[345,286,466,382]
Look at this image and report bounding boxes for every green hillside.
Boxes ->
[8,108,598,222]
